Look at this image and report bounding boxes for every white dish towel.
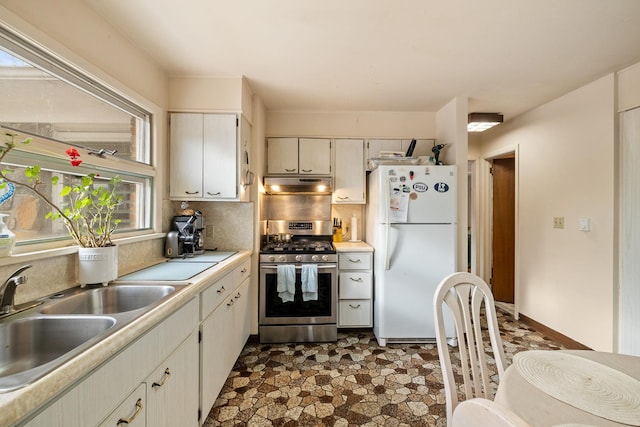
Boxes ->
[301,264,318,301]
[276,264,296,302]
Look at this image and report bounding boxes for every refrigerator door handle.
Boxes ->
[383,176,391,270]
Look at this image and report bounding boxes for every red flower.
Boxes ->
[65,147,80,158]
[65,147,82,166]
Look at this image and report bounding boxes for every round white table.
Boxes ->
[494,350,640,426]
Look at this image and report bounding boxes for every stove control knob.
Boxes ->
[279,255,286,262]
[295,255,302,262]
[269,256,275,262]
[311,255,319,262]
[322,255,329,262]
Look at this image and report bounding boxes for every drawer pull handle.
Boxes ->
[349,277,363,282]
[152,368,171,389]
[241,268,247,274]
[348,258,361,263]
[349,304,361,309]
[185,191,199,195]
[207,191,221,196]
[302,169,312,172]
[235,292,241,299]
[285,168,297,172]
[117,398,143,425]
[337,196,350,200]
[217,286,226,294]
[227,299,235,306]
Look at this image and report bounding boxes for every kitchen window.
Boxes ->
[0,25,155,250]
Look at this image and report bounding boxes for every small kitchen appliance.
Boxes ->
[164,211,205,258]
[259,220,337,344]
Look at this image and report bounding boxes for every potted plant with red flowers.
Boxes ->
[0,132,122,286]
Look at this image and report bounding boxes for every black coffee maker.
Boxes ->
[164,211,205,257]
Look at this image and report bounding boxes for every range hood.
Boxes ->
[263,177,333,195]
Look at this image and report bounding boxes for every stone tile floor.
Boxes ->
[204,310,564,426]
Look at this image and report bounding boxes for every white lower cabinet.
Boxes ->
[24,298,200,427]
[338,252,373,327]
[199,260,251,424]
[146,331,199,427]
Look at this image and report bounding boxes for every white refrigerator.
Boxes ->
[366,164,457,346]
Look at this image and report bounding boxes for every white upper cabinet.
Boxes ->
[267,137,331,175]
[170,113,238,200]
[333,139,365,204]
[267,137,298,174]
[299,138,331,175]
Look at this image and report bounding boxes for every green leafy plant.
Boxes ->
[0,132,122,248]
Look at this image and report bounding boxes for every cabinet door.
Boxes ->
[203,114,238,199]
[200,298,234,418]
[299,138,331,175]
[98,383,146,427]
[170,113,204,198]
[147,332,199,427]
[267,137,298,174]
[333,139,365,203]
[231,278,251,359]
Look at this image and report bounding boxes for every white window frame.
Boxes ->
[0,24,160,257]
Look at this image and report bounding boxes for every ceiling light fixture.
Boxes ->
[467,112,504,132]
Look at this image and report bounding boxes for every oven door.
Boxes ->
[259,263,337,325]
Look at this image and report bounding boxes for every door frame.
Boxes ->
[479,145,520,319]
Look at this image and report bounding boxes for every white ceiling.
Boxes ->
[85,0,640,120]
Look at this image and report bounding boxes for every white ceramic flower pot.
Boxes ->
[78,245,118,287]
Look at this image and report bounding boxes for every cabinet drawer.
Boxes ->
[232,259,251,285]
[200,272,233,320]
[339,272,372,299]
[339,300,372,327]
[99,383,146,427]
[339,253,372,270]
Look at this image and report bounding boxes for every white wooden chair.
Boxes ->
[452,398,531,427]
[433,272,508,427]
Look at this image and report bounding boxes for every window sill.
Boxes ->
[0,233,166,267]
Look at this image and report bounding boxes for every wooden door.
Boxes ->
[492,157,515,303]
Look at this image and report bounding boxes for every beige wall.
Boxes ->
[476,74,617,351]
[618,62,640,112]
[266,110,436,138]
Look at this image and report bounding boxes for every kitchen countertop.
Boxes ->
[0,249,252,426]
[333,241,374,252]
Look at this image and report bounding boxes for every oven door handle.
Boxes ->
[260,264,337,270]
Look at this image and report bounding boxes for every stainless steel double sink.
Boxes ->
[0,283,188,392]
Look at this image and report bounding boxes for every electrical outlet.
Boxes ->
[553,216,565,229]
[205,224,214,239]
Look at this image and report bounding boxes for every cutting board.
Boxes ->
[119,261,217,281]
[168,251,237,263]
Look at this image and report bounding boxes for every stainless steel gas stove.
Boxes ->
[259,220,337,343]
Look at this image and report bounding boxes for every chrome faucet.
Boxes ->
[0,264,32,315]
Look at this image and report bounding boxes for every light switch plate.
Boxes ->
[579,217,591,232]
